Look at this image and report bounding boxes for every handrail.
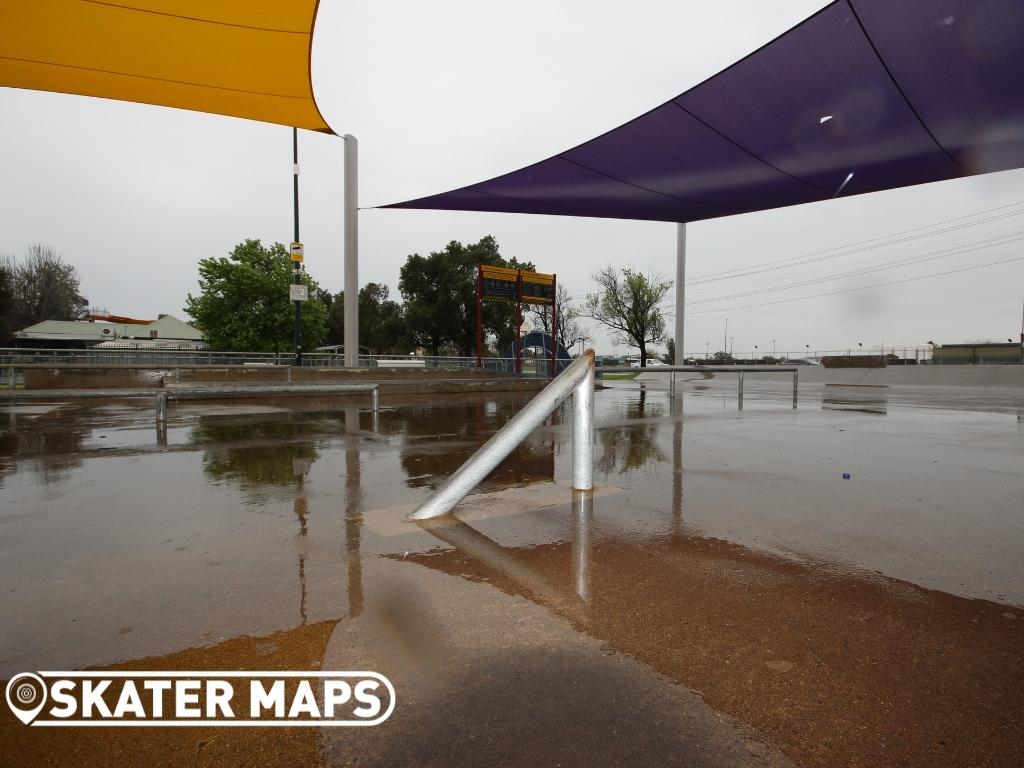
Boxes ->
[408,349,595,521]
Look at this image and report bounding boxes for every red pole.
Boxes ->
[515,270,522,374]
[550,274,558,378]
[476,264,483,368]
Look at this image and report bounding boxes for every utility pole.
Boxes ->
[292,128,303,367]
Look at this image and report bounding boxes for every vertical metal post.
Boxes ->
[571,490,593,601]
[738,370,744,410]
[343,134,359,368]
[675,223,686,365]
[371,386,380,434]
[550,273,558,378]
[155,392,168,424]
[7,366,14,389]
[572,357,594,490]
[792,369,798,409]
[293,128,303,367]
[515,270,523,374]
[669,371,675,398]
[476,264,483,368]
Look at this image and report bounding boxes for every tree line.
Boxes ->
[185,236,597,357]
[1,237,675,366]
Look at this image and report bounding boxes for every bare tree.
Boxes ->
[584,266,672,367]
[528,284,588,350]
[6,245,88,332]
[0,256,14,344]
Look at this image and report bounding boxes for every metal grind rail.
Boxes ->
[0,383,381,424]
[600,365,799,409]
[409,350,596,521]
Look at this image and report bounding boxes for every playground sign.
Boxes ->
[477,265,557,377]
[480,265,554,305]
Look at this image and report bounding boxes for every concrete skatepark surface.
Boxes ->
[0,375,1021,766]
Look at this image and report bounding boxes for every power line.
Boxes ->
[687,200,1024,284]
[688,229,1024,305]
[689,254,1024,315]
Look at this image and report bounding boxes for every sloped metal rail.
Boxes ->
[409,349,595,521]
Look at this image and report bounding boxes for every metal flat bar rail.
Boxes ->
[409,350,595,521]
[599,365,799,409]
[0,384,381,425]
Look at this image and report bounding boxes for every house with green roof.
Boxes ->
[14,314,205,349]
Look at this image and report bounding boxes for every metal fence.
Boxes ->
[0,348,550,377]
[675,345,934,365]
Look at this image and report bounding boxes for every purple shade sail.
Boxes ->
[384,0,1024,223]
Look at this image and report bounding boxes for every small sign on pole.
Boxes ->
[289,284,309,302]
[289,242,304,262]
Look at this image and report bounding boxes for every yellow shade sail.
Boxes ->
[0,0,333,133]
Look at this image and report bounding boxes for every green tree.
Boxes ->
[3,245,88,334]
[661,338,675,364]
[584,266,672,367]
[184,239,327,352]
[398,236,533,356]
[326,283,411,354]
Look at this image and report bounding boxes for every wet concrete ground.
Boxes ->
[0,379,1022,766]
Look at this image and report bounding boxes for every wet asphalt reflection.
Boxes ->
[1,382,1022,767]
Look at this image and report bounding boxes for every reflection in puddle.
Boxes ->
[0,406,87,484]
[397,399,554,489]
[822,384,889,415]
[597,388,666,475]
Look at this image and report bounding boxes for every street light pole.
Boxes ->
[292,128,302,367]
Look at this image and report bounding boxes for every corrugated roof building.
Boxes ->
[14,314,204,349]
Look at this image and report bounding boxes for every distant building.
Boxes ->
[13,314,205,349]
[931,342,1022,365]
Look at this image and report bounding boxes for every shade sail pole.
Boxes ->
[674,223,686,367]
[343,135,359,367]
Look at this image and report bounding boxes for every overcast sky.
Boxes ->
[1,0,1021,358]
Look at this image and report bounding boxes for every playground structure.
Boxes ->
[476,265,560,377]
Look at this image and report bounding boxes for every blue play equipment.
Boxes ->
[501,332,572,375]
